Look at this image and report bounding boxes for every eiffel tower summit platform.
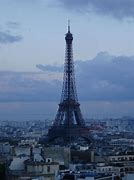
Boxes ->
[47,22,90,144]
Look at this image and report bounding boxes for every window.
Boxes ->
[47,166,50,173]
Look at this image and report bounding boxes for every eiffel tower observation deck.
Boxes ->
[47,22,90,144]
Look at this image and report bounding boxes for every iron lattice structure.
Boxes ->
[47,23,89,143]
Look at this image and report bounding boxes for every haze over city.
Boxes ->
[0,0,134,120]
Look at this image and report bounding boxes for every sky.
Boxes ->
[1,0,134,120]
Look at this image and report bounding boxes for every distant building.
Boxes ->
[0,142,11,154]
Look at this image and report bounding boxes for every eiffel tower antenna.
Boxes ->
[68,20,70,32]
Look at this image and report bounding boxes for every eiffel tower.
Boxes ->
[47,22,89,143]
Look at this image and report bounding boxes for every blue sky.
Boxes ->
[0,0,134,71]
[1,0,134,119]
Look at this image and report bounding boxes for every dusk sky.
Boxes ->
[1,0,134,120]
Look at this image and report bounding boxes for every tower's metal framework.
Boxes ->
[47,22,89,143]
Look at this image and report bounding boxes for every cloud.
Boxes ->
[76,52,134,101]
[58,0,134,20]
[0,71,61,102]
[1,52,134,102]
[6,21,20,29]
[36,64,63,72]
[36,52,134,101]
[0,31,22,44]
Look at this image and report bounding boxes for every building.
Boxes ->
[7,147,59,180]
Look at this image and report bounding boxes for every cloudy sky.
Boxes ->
[1,0,134,120]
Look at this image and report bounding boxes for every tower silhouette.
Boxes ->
[47,22,89,143]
